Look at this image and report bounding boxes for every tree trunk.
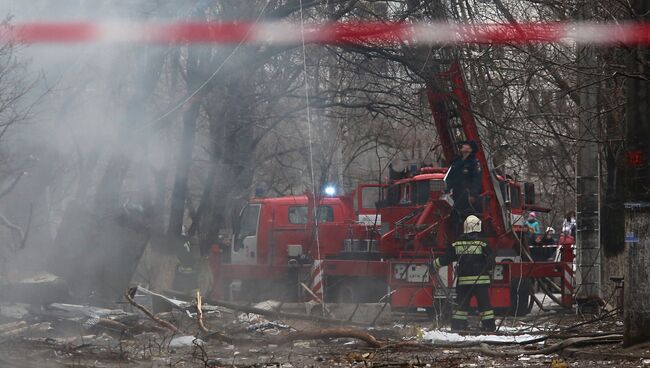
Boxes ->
[624,0,650,346]
[624,209,650,346]
[152,43,205,292]
[48,47,165,301]
[575,1,602,306]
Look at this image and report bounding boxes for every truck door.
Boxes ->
[232,204,261,265]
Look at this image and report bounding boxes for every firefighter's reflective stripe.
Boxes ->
[433,258,442,269]
[453,240,486,255]
[480,310,495,320]
[452,310,468,320]
[457,275,491,285]
[453,240,486,246]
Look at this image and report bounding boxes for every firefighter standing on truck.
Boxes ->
[432,215,496,332]
[444,140,483,236]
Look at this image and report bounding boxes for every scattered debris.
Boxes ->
[125,287,181,334]
[246,321,290,333]
[133,285,190,310]
[0,286,644,367]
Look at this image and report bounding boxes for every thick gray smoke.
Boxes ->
[0,0,433,304]
[0,1,205,300]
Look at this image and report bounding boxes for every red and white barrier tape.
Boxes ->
[310,259,324,301]
[1,21,650,45]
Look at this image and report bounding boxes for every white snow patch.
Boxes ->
[497,325,548,334]
[169,336,204,347]
[422,329,544,344]
[253,300,282,311]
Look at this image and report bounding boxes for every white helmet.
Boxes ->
[463,215,482,233]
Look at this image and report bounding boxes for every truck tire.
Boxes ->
[507,278,533,317]
[330,277,386,303]
[333,280,359,303]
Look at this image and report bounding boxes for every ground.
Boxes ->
[2,295,650,368]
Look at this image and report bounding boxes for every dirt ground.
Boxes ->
[2,302,650,368]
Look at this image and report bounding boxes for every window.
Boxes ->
[288,206,335,224]
[288,206,308,224]
[386,186,399,206]
[511,186,521,209]
[315,206,334,223]
[361,187,381,209]
[400,184,412,204]
[416,180,430,204]
[429,179,445,192]
[234,204,260,251]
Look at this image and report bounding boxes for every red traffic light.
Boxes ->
[626,150,646,168]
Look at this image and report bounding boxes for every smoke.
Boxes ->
[0,1,198,293]
[0,0,433,304]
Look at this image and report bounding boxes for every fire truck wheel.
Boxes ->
[507,278,533,316]
[330,277,386,303]
[333,281,358,303]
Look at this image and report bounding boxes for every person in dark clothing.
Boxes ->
[445,141,483,235]
[432,215,496,332]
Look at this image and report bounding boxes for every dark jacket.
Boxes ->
[445,154,483,206]
[433,232,493,285]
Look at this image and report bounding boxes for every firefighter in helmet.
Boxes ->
[445,140,483,236]
[432,215,496,332]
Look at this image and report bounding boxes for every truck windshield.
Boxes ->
[234,204,260,251]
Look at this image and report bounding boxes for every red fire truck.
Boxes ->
[209,62,575,315]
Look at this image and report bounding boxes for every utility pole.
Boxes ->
[575,1,601,308]
[624,0,650,347]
